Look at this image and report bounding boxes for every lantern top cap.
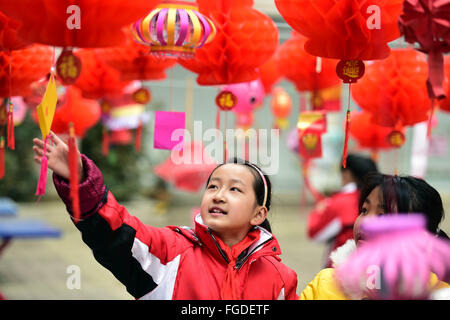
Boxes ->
[158,0,198,10]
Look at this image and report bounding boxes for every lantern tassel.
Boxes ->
[6,101,14,150]
[342,84,352,168]
[0,137,4,180]
[68,124,81,223]
[35,136,49,201]
[102,127,109,156]
[135,121,142,153]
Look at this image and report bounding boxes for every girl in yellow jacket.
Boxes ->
[301,173,450,300]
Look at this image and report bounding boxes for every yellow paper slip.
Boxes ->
[36,74,57,139]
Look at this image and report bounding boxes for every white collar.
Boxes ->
[329,239,357,268]
[341,182,357,193]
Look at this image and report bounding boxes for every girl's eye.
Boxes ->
[360,207,368,215]
[230,187,241,192]
[208,184,217,189]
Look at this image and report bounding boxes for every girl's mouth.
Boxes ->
[209,207,228,216]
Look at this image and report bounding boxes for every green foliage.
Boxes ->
[0,113,41,201]
[81,124,146,202]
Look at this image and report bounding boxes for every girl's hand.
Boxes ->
[33,131,83,182]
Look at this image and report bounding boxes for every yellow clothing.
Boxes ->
[300,268,449,300]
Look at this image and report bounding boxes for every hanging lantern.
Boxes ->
[398,0,450,101]
[95,33,177,81]
[55,49,82,85]
[258,55,282,95]
[73,49,131,100]
[351,49,430,128]
[0,0,162,48]
[51,87,101,138]
[271,87,292,130]
[0,10,28,52]
[277,32,340,91]
[178,0,279,85]
[349,110,405,150]
[131,0,217,58]
[0,45,53,98]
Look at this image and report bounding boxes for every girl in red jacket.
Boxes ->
[32,132,298,300]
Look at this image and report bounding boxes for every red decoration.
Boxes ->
[178,0,279,85]
[0,10,28,52]
[0,0,162,48]
[51,87,101,138]
[275,0,403,60]
[297,112,326,160]
[56,49,82,85]
[0,45,53,98]
[68,123,80,223]
[73,49,131,100]
[258,55,282,94]
[351,49,430,127]
[277,32,340,91]
[132,88,151,105]
[336,60,365,84]
[95,33,177,81]
[215,91,237,111]
[271,87,292,130]
[398,0,450,100]
[349,110,405,150]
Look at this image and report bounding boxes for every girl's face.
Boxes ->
[200,164,267,245]
[354,186,385,246]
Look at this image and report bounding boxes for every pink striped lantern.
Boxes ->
[131,0,216,58]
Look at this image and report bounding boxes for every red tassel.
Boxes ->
[68,124,81,223]
[102,127,109,156]
[35,136,49,201]
[342,84,352,168]
[135,121,142,153]
[342,109,350,168]
[6,101,14,150]
[0,137,4,180]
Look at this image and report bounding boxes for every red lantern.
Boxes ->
[271,87,292,130]
[0,0,162,48]
[51,87,101,138]
[258,55,282,94]
[275,0,403,61]
[73,49,131,100]
[0,45,53,97]
[0,10,28,52]
[95,33,177,81]
[351,49,430,127]
[178,0,279,85]
[349,110,405,150]
[277,32,340,91]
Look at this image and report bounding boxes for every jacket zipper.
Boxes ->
[235,237,273,270]
[207,228,229,264]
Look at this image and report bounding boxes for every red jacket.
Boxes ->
[53,155,299,300]
[307,184,359,268]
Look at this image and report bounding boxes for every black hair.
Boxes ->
[205,158,272,233]
[358,173,448,239]
[341,154,379,189]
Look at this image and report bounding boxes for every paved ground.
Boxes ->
[1,193,449,300]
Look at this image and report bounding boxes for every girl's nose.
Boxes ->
[213,189,226,203]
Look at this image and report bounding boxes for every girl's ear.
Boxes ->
[250,206,268,227]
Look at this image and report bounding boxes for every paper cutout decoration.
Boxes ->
[36,73,57,139]
[153,111,185,150]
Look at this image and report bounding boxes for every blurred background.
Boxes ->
[0,0,449,299]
